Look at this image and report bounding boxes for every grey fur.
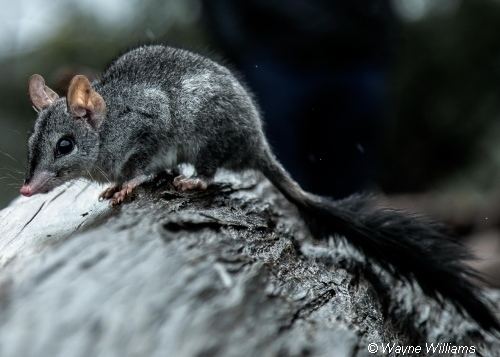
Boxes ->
[24,45,500,332]
[27,45,264,187]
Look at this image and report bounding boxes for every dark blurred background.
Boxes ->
[2,0,500,281]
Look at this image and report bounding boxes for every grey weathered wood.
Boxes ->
[0,172,498,356]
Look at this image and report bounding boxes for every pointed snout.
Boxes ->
[20,184,33,197]
[19,170,56,197]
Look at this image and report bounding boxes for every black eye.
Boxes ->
[55,137,75,157]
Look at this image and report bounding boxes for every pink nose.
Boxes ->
[20,185,33,197]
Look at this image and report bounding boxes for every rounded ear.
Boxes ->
[67,75,106,129]
[28,74,59,111]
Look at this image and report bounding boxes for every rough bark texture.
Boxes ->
[0,173,498,356]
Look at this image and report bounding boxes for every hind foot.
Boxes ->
[173,175,209,192]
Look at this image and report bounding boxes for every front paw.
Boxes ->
[110,183,137,206]
[99,185,121,200]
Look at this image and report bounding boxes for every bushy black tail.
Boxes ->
[258,150,499,333]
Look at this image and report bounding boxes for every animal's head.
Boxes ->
[20,74,107,197]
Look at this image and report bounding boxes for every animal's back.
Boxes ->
[99,45,230,89]
[98,45,266,173]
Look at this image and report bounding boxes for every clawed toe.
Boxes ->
[99,183,137,206]
[110,184,137,206]
[99,185,121,200]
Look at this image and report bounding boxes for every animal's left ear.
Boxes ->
[67,75,106,129]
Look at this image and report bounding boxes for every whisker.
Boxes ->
[94,165,111,184]
[0,168,23,176]
[7,183,22,188]
[0,150,18,163]
[7,128,23,136]
[3,173,19,180]
[85,169,96,182]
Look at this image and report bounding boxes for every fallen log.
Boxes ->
[0,172,497,356]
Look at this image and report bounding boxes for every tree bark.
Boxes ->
[0,173,498,356]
